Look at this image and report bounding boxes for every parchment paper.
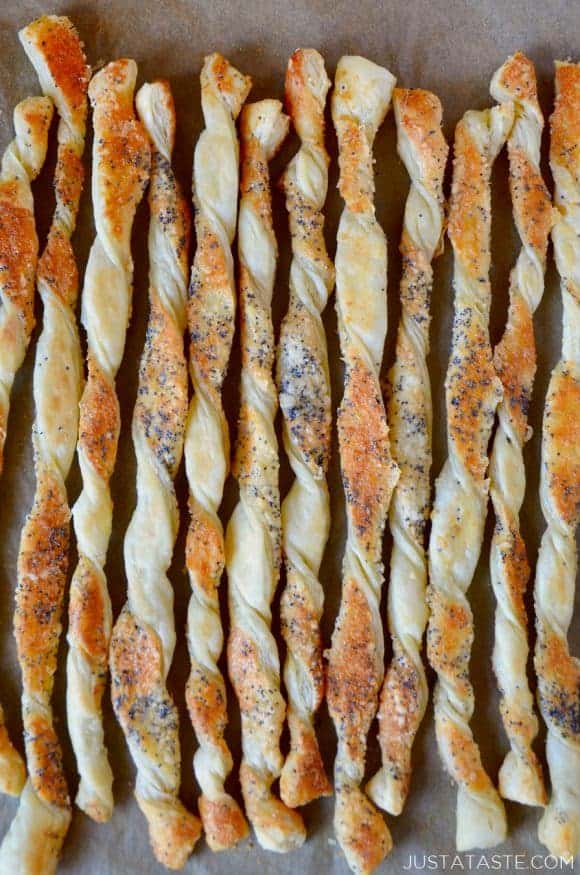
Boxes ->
[0,1,578,872]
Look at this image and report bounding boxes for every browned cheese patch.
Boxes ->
[378,638,423,789]
[446,311,500,483]
[0,181,36,336]
[427,587,473,702]
[327,577,382,768]
[189,216,234,390]
[338,354,397,558]
[336,120,372,214]
[91,60,150,244]
[135,294,187,478]
[494,294,535,443]
[544,367,580,526]
[228,629,285,743]
[535,628,580,740]
[186,664,227,755]
[280,570,324,707]
[79,354,120,480]
[15,468,69,697]
[25,711,69,808]
[26,16,89,122]
[68,557,109,667]
[186,503,224,596]
[437,714,497,794]
[110,610,180,778]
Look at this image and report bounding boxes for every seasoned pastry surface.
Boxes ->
[185,52,251,852]
[426,100,514,851]
[367,86,447,817]
[326,55,398,875]
[225,98,305,853]
[0,14,88,874]
[488,52,553,808]
[0,90,53,799]
[535,59,580,860]
[109,79,200,870]
[67,57,150,824]
[277,47,334,810]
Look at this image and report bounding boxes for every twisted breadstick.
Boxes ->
[185,54,251,852]
[535,60,580,860]
[367,88,447,817]
[326,56,398,875]
[0,16,89,874]
[488,53,554,808]
[66,59,150,824]
[109,80,200,870]
[277,48,334,810]
[226,100,305,853]
[0,91,52,797]
[426,100,514,851]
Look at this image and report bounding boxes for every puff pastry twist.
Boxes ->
[426,101,514,851]
[185,53,250,852]
[67,59,150,823]
[326,56,399,875]
[0,16,89,874]
[367,87,448,817]
[535,60,580,860]
[277,48,334,809]
[226,99,306,853]
[488,53,554,808]
[109,80,201,870]
[0,90,53,797]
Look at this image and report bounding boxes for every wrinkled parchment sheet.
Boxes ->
[0,0,579,872]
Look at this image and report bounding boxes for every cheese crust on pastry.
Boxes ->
[66,59,150,823]
[0,53,53,802]
[367,87,448,817]
[277,48,334,809]
[185,53,250,852]
[109,80,201,870]
[325,56,399,875]
[426,101,514,851]
[0,15,89,874]
[535,60,580,860]
[225,99,306,853]
[488,52,554,808]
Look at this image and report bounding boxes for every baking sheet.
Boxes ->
[0,0,579,872]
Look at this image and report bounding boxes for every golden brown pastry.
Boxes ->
[225,99,306,853]
[185,53,251,852]
[488,52,554,808]
[326,56,398,875]
[426,99,514,851]
[66,59,150,824]
[535,60,580,860]
[277,48,334,809]
[0,58,53,802]
[109,80,201,870]
[0,15,89,874]
[367,87,447,817]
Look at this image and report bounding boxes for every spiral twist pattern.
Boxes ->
[534,60,580,860]
[488,52,554,808]
[185,53,251,851]
[0,16,88,874]
[66,59,150,824]
[109,81,202,869]
[226,99,307,854]
[277,48,334,809]
[426,102,514,851]
[0,62,53,802]
[367,87,447,817]
[325,56,399,875]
